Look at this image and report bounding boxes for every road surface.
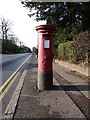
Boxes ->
[0,53,31,113]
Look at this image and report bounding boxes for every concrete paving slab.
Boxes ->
[14,57,86,119]
[2,56,89,119]
[53,63,90,99]
[39,78,86,118]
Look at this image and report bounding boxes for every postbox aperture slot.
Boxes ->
[44,40,50,48]
[43,34,51,37]
[40,31,48,33]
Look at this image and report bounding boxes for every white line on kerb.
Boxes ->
[2,55,31,119]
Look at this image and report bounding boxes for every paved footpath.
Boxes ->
[2,56,90,119]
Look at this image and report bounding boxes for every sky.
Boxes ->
[0,0,46,49]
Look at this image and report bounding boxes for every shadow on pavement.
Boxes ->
[52,85,90,91]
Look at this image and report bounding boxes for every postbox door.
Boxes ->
[38,31,53,72]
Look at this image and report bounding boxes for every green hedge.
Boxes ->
[58,41,76,63]
[57,31,90,64]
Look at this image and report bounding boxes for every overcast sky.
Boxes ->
[0,0,46,49]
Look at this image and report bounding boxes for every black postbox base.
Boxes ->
[38,71,53,90]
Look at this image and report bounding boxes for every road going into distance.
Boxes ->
[0,53,31,113]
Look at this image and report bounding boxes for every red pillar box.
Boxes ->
[36,25,55,90]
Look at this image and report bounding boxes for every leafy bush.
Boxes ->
[73,31,90,64]
[58,41,76,63]
[57,31,90,64]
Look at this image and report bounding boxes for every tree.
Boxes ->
[21,1,90,31]
[32,47,37,53]
[21,1,90,58]
[2,38,31,54]
[0,17,13,39]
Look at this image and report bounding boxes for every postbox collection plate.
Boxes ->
[44,40,50,48]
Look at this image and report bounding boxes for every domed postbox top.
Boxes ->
[36,25,55,31]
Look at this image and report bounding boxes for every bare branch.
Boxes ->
[0,17,13,39]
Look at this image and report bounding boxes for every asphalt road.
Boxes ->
[2,53,31,84]
[0,53,32,113]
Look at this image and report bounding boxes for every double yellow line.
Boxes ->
[0,55,30,101]
[0,71,20,101]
